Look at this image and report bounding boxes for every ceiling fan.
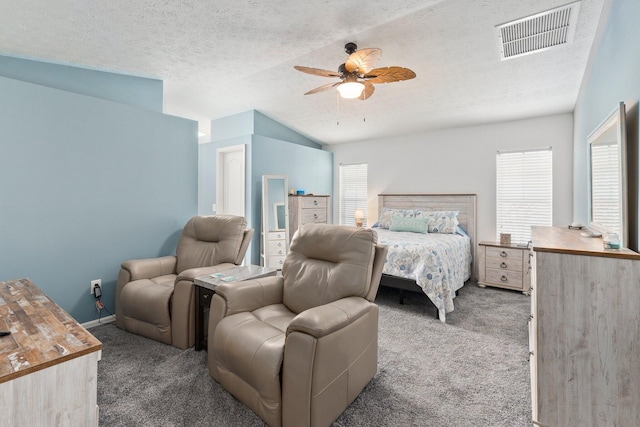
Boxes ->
[294,42,416,100]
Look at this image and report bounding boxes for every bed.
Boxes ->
[374,194,477,321]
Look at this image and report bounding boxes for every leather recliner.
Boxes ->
[116,215,253,349]
[208,223,388,427]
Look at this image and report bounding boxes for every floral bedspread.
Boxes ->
[374,228,472,322]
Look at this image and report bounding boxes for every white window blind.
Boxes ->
[339,163,368,227]
[496,148,552,244]
[590,142,620,231]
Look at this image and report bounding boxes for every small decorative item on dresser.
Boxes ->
[500,233,511,245]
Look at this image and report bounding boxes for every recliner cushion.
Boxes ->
[176,215,247,273]
[213,304,296,427]
[283,224,377,314]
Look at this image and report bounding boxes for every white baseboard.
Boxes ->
[82,314,116,329]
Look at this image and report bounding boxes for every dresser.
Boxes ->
[264,230,287,269]
[288,195,330,240]
[529,226,640,426]
[0,278,102,426]
[477,241,530,293]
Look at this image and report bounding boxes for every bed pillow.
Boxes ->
[377,208,414,229]
[389,216,431,234]
[426,211,459,234]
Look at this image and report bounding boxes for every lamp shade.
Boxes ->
[354,209,365,219]
[337,82,365,99]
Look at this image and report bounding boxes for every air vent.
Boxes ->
[496,1,581,60]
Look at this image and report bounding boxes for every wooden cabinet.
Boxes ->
[288,195,330,240]
[0,278,102,426]
[477,241,529,293]
[530,226,640,426]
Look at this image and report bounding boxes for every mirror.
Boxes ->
[588,102,628,247]
[261,175,289,268]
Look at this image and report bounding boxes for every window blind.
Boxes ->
[339,163,368,227]
[590,142,620,230]
[496,148,552,244]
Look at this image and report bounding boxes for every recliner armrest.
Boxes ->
[120,255,177,281]
[175,263,237,282]
[287,297,372,338]
[214,275,284,315]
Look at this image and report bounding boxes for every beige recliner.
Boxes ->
[116,215,253,349]
[208,223,388,427]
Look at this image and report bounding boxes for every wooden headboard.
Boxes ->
[377,193,478,281]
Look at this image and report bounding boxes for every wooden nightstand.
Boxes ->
[477,241,530,294]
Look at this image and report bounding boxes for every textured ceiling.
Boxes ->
[0,0,605,145]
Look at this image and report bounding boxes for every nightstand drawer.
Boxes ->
[486,256,523,272]
[486,246,522,260]
[485,268,524,288]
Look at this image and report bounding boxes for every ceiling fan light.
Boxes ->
[337,82,365,99]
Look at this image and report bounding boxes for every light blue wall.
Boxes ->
[0,55,164,112]
[0,76,197,323]
[200,110,332,265]
[573,0,640,249]
[251,135,333,263]
[253,111,322,149]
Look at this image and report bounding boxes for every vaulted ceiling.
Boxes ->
[0,0,605,144]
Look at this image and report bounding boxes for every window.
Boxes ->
[496,148,552,244]
[339,163,368,227]
[590,141,621,232]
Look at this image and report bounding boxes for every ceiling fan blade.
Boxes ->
[345,48,382,74]
[304,82,341,95]
[359,81,375,100]
[294,66,342,78]
[364,66,416,84]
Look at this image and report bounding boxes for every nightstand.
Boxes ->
[477,240,530,294]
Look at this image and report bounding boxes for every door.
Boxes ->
[216,145,245,216]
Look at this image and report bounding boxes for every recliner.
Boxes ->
[208,223,388,427]
[116,215,253,349]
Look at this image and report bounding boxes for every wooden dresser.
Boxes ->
[288,195,330,240]
[0,278,102,426]
[530,226,640,427]
[477,241,530,293]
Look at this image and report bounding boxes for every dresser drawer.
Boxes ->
[300,197,327,209]
[486,255,523,272]
[268,240,286,256]
[486,246,523,260]
[267,231,286,241]
[485,268,524,289]
[300,209,327,224]
[267,255,285,268]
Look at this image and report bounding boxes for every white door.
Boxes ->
[216,145,245,216]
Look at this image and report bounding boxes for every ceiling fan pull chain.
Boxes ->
[336,91,340,126]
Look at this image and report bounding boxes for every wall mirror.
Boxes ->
[587,101,628,247]
[261,175,289,269]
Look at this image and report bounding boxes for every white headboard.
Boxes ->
[378,193,478,281]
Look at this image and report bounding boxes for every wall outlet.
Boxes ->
[90,279,102,295]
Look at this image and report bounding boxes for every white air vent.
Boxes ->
[497,1,581,60]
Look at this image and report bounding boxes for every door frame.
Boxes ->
[216,144,246,216]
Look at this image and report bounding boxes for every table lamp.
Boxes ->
[354,209,365,228]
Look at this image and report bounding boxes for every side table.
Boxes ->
[194,265,277,350]
[477,240,530,294]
